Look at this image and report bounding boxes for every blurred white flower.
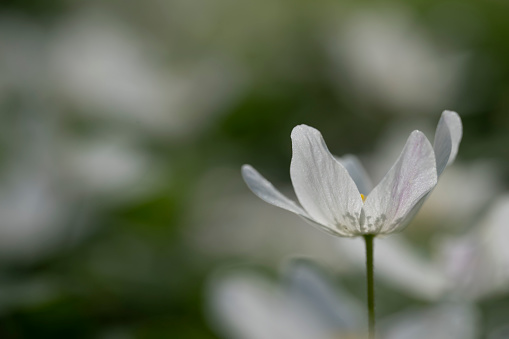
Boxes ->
[418,161,501,227]
[207,262,478,339]
[62,135,161,201]
[0,132,157,260]
[0,11,179,260]
[328,7,463,114]
[49,8,244,139]
[438,194,509,300]
[0,167,69,260]
[0,112,71,260]
[207,263,364,339]
[380,303,479,339]
[242,111,461,237]
[0,111,158,261]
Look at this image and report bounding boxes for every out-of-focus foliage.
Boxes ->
[0,0,509,338]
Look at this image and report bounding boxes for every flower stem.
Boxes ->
[364,234,375,339]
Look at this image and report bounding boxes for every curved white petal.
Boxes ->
[242,165,356,237]
[290,125,363,235]
[434,110,462,177]
[241,164,309,218]
[363,131,437,234]
[336,154,373,196]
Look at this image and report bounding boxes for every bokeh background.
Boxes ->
[1,0,509,338]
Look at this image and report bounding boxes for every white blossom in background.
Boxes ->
[0,112,160,260]
[49,8,244,139]
[0,112,69,260]
[438,194,509,300]
[207,262,478,339]
[0,167,69,260]
[62,135,161,202]
[0,7,244,261]
[328,7,463,114]
[0,19,70,260]
[418,161,501,227]
[242,111,462,237]
[207,263,364,339]
[380,303,479,339]
[0,13,172,260]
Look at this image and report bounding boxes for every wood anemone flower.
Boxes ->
[241,111,462,238]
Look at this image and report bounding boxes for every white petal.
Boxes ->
[438,194,509,300]
[285,262,364,330]
[242,165,356,237]
[434,110,462,177]
[207,272,321,339]
[241,164,309,218]
[336,154,373,195]
[363,131,437,234]
[382,303,479,339]
[290,125,363,235]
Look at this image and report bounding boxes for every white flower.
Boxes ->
[49,9,243,139]
[328,7,463,114]
[207,262,479,339]
[438,194,509,300]
[380,303,479,339]
[207,263,365,339]
[242,111,462,237]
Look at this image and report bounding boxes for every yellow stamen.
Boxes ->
[360,193,366,202]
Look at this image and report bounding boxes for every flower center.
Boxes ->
[360,193,366,202]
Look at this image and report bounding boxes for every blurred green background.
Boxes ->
[0,0,509,338]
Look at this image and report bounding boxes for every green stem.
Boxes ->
[364,234,375,339]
